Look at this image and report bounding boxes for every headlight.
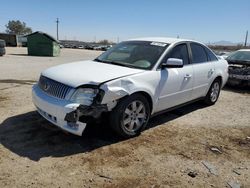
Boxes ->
[70,88,98,106]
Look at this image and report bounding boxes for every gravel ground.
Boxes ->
[0,47,249,188]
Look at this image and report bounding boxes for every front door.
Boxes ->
[155,43,194,112]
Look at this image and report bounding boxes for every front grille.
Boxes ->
[38,76,72,99]
[229,65,250,75]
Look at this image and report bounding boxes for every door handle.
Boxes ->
[184,74,192,78]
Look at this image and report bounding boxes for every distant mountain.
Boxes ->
[210,40,240,46]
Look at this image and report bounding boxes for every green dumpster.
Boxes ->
[27,31,60,56]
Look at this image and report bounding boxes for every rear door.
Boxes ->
[189,43,215,99]
[155,43,194,112]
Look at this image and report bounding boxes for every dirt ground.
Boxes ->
[0,47,249,188]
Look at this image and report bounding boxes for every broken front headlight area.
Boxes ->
[70,88,100,106]
[65,87,107,124]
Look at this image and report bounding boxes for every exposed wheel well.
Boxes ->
[206,76,222,95]
[214,76,222,86]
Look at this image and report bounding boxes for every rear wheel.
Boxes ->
[110,94,150,138]
[204,79,221,105]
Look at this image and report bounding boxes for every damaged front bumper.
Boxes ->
[227,74,250,86]
[227,65,250,86]
[32,85,108,136]
[228,74,250,81]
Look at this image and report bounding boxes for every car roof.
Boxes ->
[127,37,199,44]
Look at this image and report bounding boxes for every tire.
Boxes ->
[109,93,150,138]
[204,79,221,105]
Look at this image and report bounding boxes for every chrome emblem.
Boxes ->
[44,82,50,91]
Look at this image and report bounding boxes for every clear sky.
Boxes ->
[0,0,249,43]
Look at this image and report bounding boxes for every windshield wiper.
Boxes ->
[94,58,136,68]
[108,61,136,68]
[94,58,115,64]
[94,58,103,62]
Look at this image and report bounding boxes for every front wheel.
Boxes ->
[204,79,221,105]
[109,94,150,138]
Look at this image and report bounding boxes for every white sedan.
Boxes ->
[32,37,228,138]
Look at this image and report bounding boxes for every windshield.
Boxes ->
[226,50,250,63]
[95,41,169,70]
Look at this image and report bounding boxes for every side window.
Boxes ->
[190,43,208,64]
[167,44,189,65]
[204,47,218,61]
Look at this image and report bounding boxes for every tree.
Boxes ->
[98,39,110,45]
[5,20,32,35]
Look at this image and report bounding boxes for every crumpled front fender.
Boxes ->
[100,77,155,112]
[100,78,138,104]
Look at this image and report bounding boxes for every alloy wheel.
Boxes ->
[210,82,220,102]
[122,100,147,132]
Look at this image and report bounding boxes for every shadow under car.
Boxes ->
[0,101,206,161]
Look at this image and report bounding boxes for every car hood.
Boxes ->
[42,60,145,88]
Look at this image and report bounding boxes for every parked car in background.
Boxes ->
[93,45,103,50]
[92,45,113,51]
[101,45,113,51]
[221,52,232,59]
[78,45,85,49]
[226,49,250,86]
[85,44,95,50]
[64,44,70,48]
[0,39,6,56]
[215,51,232,59]
[32,37,228,138]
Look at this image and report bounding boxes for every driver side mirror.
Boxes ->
[161,58,184,68]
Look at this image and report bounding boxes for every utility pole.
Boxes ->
[56,18,59,40]
[244,30,248,47]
